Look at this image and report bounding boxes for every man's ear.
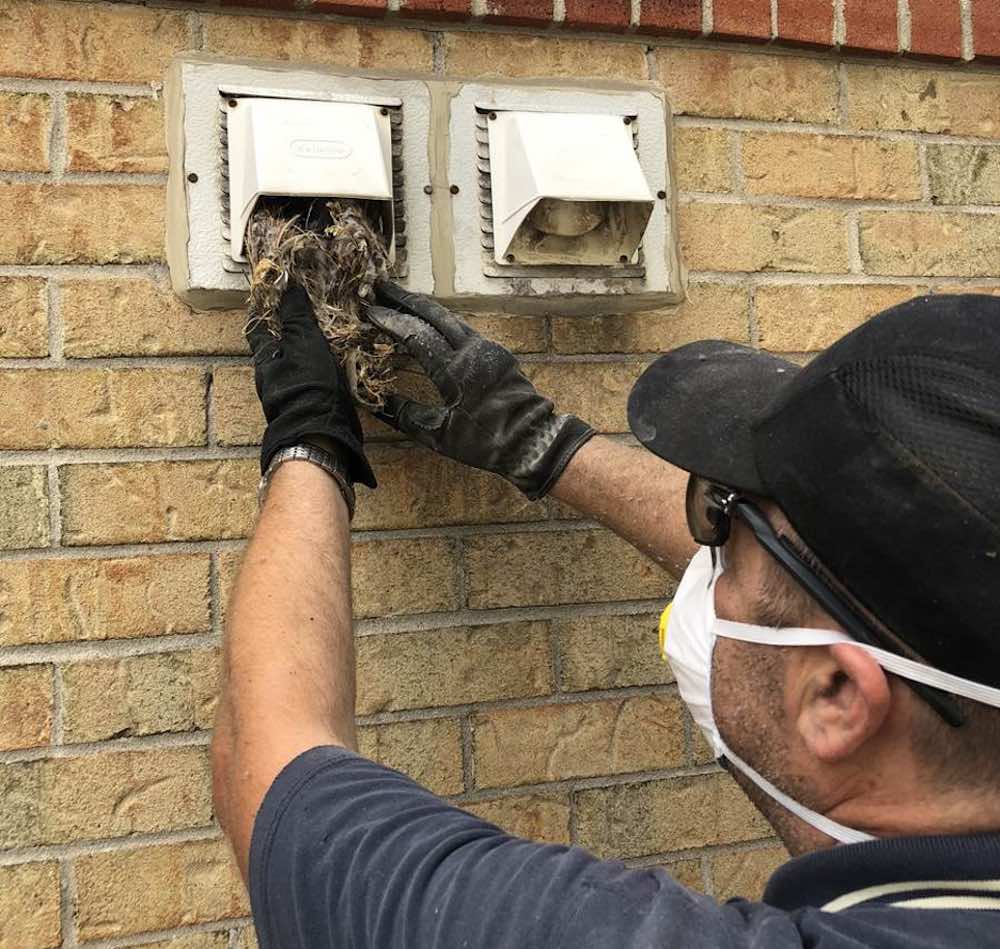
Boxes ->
[796,643,891,763]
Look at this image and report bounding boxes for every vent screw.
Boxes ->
[449,184,460,195]
[657,189,667,199]
[380,107,389,116]
[187,172,199,183]
[623,116,633,125]
[488,111,497,120]
[505,253,515,263]
[227,98,238,108]
[423,184,434,195]
[619,255,629,264]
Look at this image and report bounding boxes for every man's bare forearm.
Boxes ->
[550,436,696,578]
[214,460,355,879]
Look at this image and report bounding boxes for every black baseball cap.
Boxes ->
[627,294,1000,689]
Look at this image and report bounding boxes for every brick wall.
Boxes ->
[3,2,1000,947]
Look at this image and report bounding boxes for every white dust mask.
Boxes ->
[660,546,1000,846]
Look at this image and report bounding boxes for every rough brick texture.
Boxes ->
[0,92,50,171]
[66,94,166,173]
[0,277,47,356]
[9,3,1000,941]
[0,862,61,949]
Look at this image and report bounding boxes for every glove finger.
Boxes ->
[277,283,316,329]
[375,392,447,446]
[367,304,455,371]
[375,279,471,348]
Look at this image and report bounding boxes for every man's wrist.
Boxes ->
[258,443,357,518]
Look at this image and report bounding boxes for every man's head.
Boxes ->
[628,295,1000,853]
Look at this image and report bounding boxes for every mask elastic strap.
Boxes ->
[715,619,1000,710]
[719,741,876,845]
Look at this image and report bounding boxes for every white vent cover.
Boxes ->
[486,111,654,267]
[224,98,395,263]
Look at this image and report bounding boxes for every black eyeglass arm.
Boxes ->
[734,502,966,728]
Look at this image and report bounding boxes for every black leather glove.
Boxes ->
[246,284,376,488]
[366,281,595,500]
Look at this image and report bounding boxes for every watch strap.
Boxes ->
[258,443,357,519]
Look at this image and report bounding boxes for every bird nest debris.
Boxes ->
[245,197,396,409]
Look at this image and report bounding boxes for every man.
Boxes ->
[213,282,1000,948]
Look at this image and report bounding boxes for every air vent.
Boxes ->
[217,94,407,276]
[476,107,650,275]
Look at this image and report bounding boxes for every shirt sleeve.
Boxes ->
[248,746,789,949]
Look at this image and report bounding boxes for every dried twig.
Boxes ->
[245,198,396,408]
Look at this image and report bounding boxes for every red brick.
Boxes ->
[308,0,386,11]
[712,0,771,40]
[843,0,898,52]
[562,0,630,30]
[973,0,1000,58]
[400,0,469,18]
[639,0,702,34]
[777,0,834,45]
[909,0,963,58]
[481,0,553,25]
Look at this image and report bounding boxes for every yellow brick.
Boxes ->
[357,621,551,714]
[211,366,260,447]
[523,361,644,433]
[556,612,672,692]
[142,933,230,949]
[711,844,789,901]
[551,283,749,354]
[661,859,705,892]
[203,14,432,71]
[0,369,206,450]
[0,554,210,646]
[351,537,461,618]
[658,48,838,123]
[0,747,211,848]
[236,929,259,949]
[933,283,1000,296]
[464,794,571,844]
[463,312,546,353]
[66,94,166,173]
[0,862,61,949]
[62,279,247,357]
[680,203,850,274]
[473,694,685,789]
[74,838,247,942]
[62,648,220,743]
[356,445,544,530]
[927,144,1000,206]
[756,284,925,352]
[357,718,463,795]
[0,466,48,550]
[674,127,732,193]
[859,211,1000,277]
[465,529,671,609]
[0,277,47,357]
[0,91,49,171]
[742,133,921,200]
[445,32,646,80]
[60,460,256,546]
[0,183,164,264]
[575,772,772,859]
[0,665,52,751]
[0,0,189,82]
[846,65,1000,136]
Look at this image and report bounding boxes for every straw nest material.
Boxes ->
[245,197,396,408]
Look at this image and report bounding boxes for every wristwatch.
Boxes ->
[257,443,357,519]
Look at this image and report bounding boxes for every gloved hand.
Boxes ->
[366,281,595,500]
[246,283,376,488]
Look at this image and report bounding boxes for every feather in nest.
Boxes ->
[244,197,397,408]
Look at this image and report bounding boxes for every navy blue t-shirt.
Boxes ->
[249,746,1000,948]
